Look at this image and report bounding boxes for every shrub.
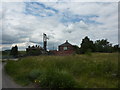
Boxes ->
[89,61,117,77]
[5,61,18,76]
[37,69,78,88]
[85,49,92,56]
[28,69,43,81]
[102,61,116,74]
[15,73,30,86]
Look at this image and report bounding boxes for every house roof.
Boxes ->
[59,40,73,47]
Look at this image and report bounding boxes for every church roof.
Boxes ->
[59,40,73,47]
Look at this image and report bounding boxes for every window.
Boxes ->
[63,47,67,50]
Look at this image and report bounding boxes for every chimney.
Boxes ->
[66,40,68,43]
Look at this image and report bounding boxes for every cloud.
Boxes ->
[24,2,59,17]
[1,1,118,50]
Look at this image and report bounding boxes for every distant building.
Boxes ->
[26,39,75,56]
[58,40,74,51]
[26,45,45,55]
[50,40,75,55]
[26,33,48,55]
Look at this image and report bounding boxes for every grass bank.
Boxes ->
[5,53,118,88]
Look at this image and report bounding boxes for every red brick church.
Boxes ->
[50,40,75,55]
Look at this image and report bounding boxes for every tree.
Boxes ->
[113,44,120,52]
[94,39,113,53]
[95,39,113,52]
[10,45,18,57]
[80,36,95,54]
[73,45,80,54]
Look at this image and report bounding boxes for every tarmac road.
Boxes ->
[0,62,2,89]
[2,62,34,89]
[2,62,22,88]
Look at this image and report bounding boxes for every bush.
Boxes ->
[28,69,43,81]
[15,73,30,86]
[85,49,92,56]
[101,61,117,76]
[89,60,117,77]
[37,69,78,88]
[5,61,18,76]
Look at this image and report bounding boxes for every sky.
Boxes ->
[0,0,119,51]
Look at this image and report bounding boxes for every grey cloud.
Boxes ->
[2,33,19,44]
[47,41,60,50]
[1,2,118,51]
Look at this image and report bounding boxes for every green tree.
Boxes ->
[73,45,80,54]
[80,36,95,54]
[113,44,120,52]
[10,45,18,57]
[94,39,113,53]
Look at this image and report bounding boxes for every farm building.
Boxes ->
[58,40,74,51]
[26,37,75,56]
[50,40,75,55]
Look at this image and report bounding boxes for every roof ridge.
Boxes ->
[59,40,72,46]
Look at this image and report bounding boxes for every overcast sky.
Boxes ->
[0,0,118,51]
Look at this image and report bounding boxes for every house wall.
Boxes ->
[49,45,75,56]
[58,45,74,51]
[50,50,75,56]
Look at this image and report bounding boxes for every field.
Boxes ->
[5,53,118,88]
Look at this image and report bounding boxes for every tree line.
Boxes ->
[9,36,119,57]
[73,36,120,54]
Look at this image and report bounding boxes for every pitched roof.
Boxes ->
[59,40,73,47]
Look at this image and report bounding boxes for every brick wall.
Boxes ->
[58,45,74,51]
[50,50,75,56]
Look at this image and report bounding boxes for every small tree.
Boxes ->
[80,36,95,54]
[94,39,113,53]
[10,45,18,57]
[73,45,80,54]
[113,44,120,52]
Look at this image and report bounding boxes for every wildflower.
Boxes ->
[34,80,41,83]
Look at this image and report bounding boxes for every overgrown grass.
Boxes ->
[5,53,118,88]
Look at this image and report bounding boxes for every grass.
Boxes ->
[18,51,26,55]
[5,53,118,88]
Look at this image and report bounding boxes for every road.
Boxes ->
[2,61,34,89]
[2,62,22,88]
[0,62,2,89]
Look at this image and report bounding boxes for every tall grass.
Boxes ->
[5,53,118,88]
